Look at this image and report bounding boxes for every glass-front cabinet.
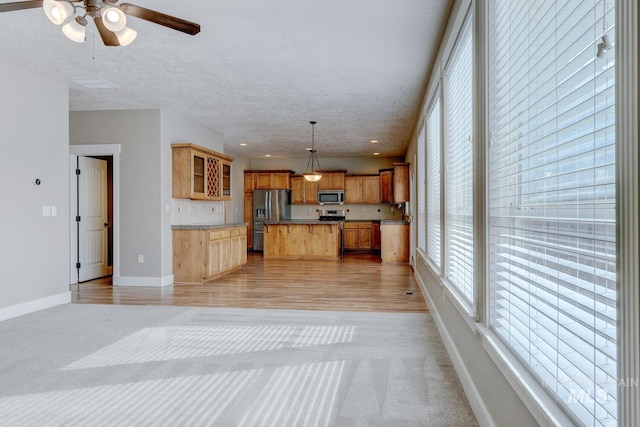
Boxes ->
[172,143,234,201]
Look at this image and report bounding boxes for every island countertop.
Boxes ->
[262,219,343,225]
[171,222,248,230]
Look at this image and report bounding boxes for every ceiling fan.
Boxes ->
[0,0,200,46]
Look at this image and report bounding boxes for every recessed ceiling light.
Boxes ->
[371,140,378,143]
[240,143,247,146]
[373,152,380,156]
[265,154,271,157]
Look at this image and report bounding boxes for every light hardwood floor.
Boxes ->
[72,252,427,313]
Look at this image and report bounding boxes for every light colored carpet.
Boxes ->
[0,304,478,426]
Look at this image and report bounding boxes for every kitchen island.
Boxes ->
[263,220,342,260]
[172,223,248,284]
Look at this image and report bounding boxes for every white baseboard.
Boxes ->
[0,291,71,322]
[113,274,174,287]
[414,271,496,427]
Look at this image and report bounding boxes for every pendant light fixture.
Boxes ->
[303,121,322,182]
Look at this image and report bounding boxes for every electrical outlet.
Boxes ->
[137,255,144,264]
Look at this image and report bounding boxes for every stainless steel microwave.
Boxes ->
[318,189,345,205]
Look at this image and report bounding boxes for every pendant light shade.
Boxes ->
[43,0,73,25]
[304,121,322,182]
[115,27,138,46]
[62,16,87,43]
[100,6,127,32]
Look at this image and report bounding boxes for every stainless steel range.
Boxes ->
[318,209,346,221]
[318,209,346,256]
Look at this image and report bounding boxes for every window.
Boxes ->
[488,1,616,425]
[444,15,474,302]
[426,95,441,269]
[417,124,427,255]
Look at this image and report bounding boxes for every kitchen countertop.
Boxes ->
[262,219,343,225]
[172,222,248,230]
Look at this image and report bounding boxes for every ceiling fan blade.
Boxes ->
[0,1,43,12]
[119,3,200,36]
[94,17,121,46]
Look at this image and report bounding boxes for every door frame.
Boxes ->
[69,144,121,285]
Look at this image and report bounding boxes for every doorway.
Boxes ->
[69,145,121,285]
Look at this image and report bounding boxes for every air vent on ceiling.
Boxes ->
[71,78,118,89]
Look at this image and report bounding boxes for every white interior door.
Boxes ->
[78,156,109,282]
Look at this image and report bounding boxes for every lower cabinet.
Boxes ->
[343,222,373,250]
[380,223,409,263]
[173,225,247,284]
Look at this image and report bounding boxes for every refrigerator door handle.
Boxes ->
[266,192,271,220]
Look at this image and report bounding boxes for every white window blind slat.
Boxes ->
[488,1,616,425]
[444,15,474,302]
[426,96,441,268]
[417,125,426,255]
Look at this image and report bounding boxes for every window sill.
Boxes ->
[476,324,575,427]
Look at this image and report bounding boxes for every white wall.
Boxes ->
[70,110,163,285]
[160,109,228,277]
[0,62,70,316]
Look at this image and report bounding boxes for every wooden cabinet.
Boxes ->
[345,175,380,204]
[372,222,381,250]
[393,162,410,203]
[173,225,247,284]
[379,169,393,203]
[343,222,373,250]
[381,223,409,263]
[379,163,409,204]
[291,175,318,205]
[318,172,346,190]
[172,144,234,201]
[263,223,340,259]
[253,172,292,189]
[221,160,232,200]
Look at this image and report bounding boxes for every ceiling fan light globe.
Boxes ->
[100,6,126,32]
[62,17,87,43]
[115,27,137,46]
[43,0,74,25]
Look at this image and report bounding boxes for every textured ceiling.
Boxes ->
[0,0,451,158]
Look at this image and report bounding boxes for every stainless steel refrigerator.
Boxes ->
[252,189,291,251]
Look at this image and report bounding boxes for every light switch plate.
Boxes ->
[42,206,51,217]
[51,206,57,217]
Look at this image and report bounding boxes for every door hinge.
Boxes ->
[76,262,81,269]
[76,215,81,222]
[76,169,81,175]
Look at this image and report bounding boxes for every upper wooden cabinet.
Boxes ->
[317,171,346,190]
[345,175,380,204]
[172,143,234,201]
[379,162,409,203]
[244,170,294,191]
[291,175,318,205]
[393,162,409,203]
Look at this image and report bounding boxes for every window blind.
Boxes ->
[444,15,474,302]
[426,96,442,269]
[417,124,427,255]
[488,1,616,425]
